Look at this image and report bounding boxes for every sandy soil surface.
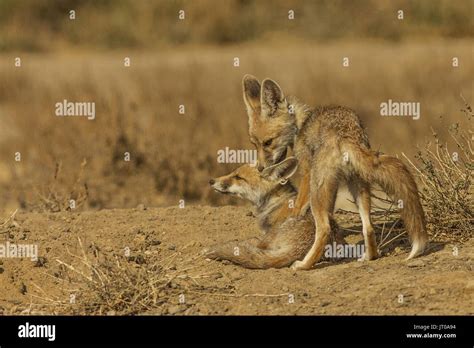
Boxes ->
[0,205,472,315]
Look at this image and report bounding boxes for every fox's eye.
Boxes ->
[263,138,273,147]
[235,175,244,181]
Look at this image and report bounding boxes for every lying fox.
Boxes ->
[206,157,338,269]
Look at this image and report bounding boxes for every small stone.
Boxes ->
[136,204,147,211]
[230,273,243,281]
[211,273,223,280]
[19,283,27,295]
[34,257,47,267]
[167,305,181,315]
[130,255,146,264]
[407,260,425,268]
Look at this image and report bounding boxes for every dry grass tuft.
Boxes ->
[26,238,226,315]
[29,159,89,212]
[65,254,168,315]
[403,98,473,242]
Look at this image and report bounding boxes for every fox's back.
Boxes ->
[296,105,371,154]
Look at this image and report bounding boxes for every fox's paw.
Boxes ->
[290,260,312,271]
[357,250,380,262]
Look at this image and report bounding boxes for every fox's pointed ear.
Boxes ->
[242,75,261,116]
[261,78,285,117]
[262,157,298,181]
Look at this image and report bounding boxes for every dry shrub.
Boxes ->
[28,159,89,212]
[65,254,169,315]
[42,238,218,315]
[404,98,473,242]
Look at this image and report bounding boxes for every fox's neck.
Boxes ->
[287,96,313,132]
[255,184,297,231]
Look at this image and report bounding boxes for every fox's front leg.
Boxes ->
[292,173,310,217]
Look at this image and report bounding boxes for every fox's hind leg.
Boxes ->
[348,178,379,260]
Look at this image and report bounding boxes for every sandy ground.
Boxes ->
[0,205,472,315]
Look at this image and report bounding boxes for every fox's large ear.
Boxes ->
[262,156,298,182]
[242,75,261,116]
[261,78,285,117]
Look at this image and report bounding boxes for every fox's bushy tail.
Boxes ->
[204,238,294,269]
[347,144,428,259]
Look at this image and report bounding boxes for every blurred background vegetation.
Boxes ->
[0,0,472,212]
[0,0,472,51]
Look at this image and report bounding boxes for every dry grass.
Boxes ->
[29,159,89,212]
[23,238,228,315]
[57,248,174,315]
[403,98,473,242]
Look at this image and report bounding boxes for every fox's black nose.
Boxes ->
[257,165,264,172]
[209,179,215,185]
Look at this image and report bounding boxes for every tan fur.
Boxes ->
[242,75,428,270]
[206,159,324,269]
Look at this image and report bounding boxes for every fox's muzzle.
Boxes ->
[210,178,230,194]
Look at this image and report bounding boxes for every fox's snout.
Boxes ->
[209,177,230,193]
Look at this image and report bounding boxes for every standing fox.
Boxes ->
[206,157,326,269]
[242,75,428,270]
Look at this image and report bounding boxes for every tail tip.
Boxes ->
[405,238,428,260]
